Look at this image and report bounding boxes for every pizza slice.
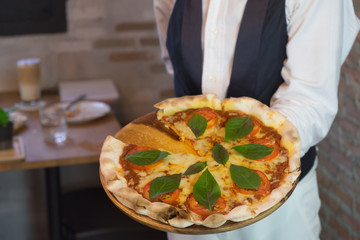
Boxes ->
[155,94,223,156]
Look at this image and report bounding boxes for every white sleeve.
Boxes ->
[153,0,175,75]
[271,0,360,156]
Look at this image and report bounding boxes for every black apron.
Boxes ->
[166,0,316,180]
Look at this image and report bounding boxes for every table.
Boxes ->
[0,91,121,240]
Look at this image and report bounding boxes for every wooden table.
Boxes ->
[0,91,122,240]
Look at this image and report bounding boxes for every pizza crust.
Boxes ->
[277,120,301,173]
[222,97,287,129]
[155,93,222,117]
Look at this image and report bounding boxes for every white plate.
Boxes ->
[57,101,111,124]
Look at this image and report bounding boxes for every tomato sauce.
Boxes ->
[119,144,141,189]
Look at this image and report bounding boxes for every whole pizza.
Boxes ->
[99,94,301,229]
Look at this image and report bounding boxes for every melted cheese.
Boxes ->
[173,121,220,140]
[123,109,290,214]
[126,136,288,210]
[192,138,213,156]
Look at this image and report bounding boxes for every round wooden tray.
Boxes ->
[99,112,299,234]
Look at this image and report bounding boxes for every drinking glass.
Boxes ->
[17,58,45,110]
[39,104,68,144]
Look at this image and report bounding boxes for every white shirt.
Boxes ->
[153,0,360,157]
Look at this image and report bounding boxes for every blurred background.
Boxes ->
[0,0,359,239]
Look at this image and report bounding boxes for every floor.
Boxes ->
[0,163,168,240]
[0,168,48,240]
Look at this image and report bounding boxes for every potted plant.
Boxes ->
[0,107,13,150]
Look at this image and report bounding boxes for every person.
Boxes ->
[153,0,360,240]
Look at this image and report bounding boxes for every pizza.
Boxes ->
[99,94,301,229]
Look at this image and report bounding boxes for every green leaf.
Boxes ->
[193,169,221,210]
[188,113,207,138]
[0,108,10,127]
[212,143,229,166]
[224,116,253,141]
[232,144,274,160]
[184,161,207,176]
[150,174,181,199]
[230,164,261,189]
[125,150,170,165]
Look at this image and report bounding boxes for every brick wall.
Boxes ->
[0,0,174,125]
[318,2,360,239]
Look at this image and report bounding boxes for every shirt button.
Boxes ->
[209,76,216,82]
[212,28,218,35]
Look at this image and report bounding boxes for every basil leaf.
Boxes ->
[230,164,261,189]
[212,143,229,166]
[184,161,207,176]
[193,169,221,210]
[232,144,274,160]
[224,116,253,141]
[150,174,181,199]
[188,113,207,138]
[125,150,170,165]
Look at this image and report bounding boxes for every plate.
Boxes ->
[56,101,111,124]
[100,112,299,234]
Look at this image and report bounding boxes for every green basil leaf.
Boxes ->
[188,113,207,138]
[212,143,229,166]
[150,174,181,199]
[125,150,170,165]
[184,161,207,176]
[193,169,221,210]
[232,144,274,160]
[230,164,261,189]
[224,116,253,141]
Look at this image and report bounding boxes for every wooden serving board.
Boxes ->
[99,112,298,234]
